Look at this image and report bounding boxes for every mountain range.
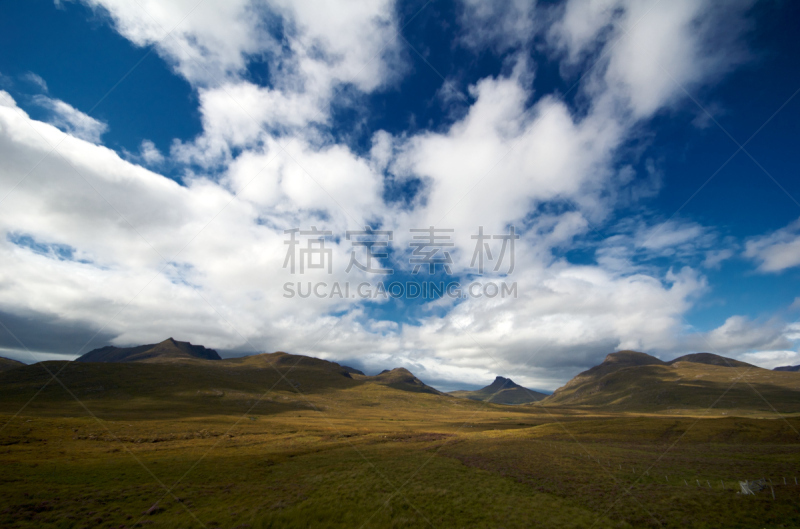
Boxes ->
[545,350,800,412]
[0,340,442,416]
[75,338,221,363]
[0,341,798,413]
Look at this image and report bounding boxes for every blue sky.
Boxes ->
[0,0,799,391]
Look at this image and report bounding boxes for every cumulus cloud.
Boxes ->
[32,94,108,143]
[0,94,383,355]
[82,0,405,167]
[81,0,269,84]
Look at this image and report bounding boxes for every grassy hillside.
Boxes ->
[544,351,800,412]
[450,376,547,404]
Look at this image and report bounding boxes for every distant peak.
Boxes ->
[76,338,220,362]
[603,351,663,365]
[487,375,520,390]
[379,367,412,375]
[451,376,545,404]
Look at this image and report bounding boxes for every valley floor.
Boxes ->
[1,386,799,528]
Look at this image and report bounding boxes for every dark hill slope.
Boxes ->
[76,338,221,363]
[544,351,800,412]
[774,365,800,372]
[0,350,446,418]
[450,376,547,404]
[0,352,354,415]
[668,352,755,368]
[341,365,365,376]
[0,356,24,372]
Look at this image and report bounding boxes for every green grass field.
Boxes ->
[1,357,799,528]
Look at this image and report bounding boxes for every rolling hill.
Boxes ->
[369,367,444,395]
[668,352,755,368]
[543,350,800,412]
[0,346,447,417]
[6,340,799,416]
[774,364,800,372]
[0,356,24,372]
[450,376,547,404]
[75,337,221,363]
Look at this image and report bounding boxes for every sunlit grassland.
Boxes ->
[0,408,619,528]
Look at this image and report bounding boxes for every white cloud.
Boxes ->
[784,322,800,341]
[702,248,734,269]
[81,0,267,84]
[552,0,753,118]
[138,139,165,165]
[740,350,800,370]
[745,218,800,272]
[684,315,791,355]
[82,0,404,167]
[635,220,708,252]
[548,0,621,63]
[0,91,17,109]
[458,0,538,52]
[590,218,734,274]
[21,72,48,92]
[390,74,621,249]
[32,95,108,143]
